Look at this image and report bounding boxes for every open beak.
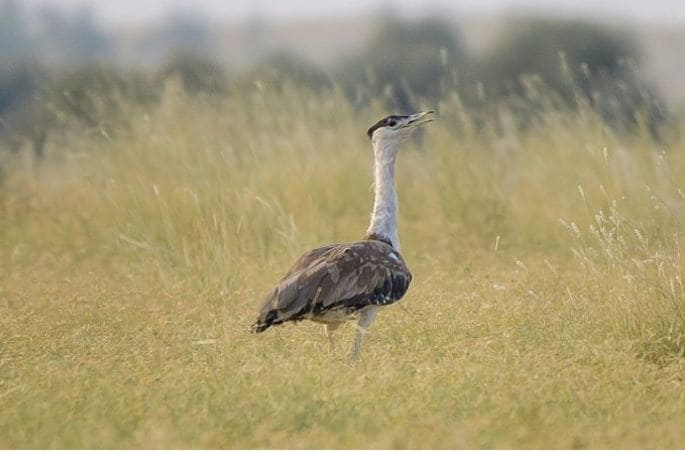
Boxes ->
[405,110,436,128]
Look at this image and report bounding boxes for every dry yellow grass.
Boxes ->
[1,82,684,448]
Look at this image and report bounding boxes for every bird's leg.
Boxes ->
[350,308,379,360]
[325,323,340,353]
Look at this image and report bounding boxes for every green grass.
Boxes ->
[1,82,684,448]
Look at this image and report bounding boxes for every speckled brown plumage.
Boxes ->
[251,239,412,333]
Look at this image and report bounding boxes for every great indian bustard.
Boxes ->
[251,111,435,358]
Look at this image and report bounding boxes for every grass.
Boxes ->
[1,80,685,448]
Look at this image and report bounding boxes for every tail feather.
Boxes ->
[250,320,271,333]
[250,310,279,333]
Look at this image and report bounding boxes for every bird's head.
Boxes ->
[367,111,435,156]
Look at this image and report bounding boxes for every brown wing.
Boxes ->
[280,244,338,279]
[251,240,412,332]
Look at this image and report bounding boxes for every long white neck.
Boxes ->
[366,140,400,250]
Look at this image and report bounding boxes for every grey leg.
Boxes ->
[351,307,379,360]
[325,323,340,353]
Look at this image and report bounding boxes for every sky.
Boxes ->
[20,0,685,27]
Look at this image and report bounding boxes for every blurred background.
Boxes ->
[1,0,684,160]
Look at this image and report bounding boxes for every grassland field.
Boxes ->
[1,81,684,448]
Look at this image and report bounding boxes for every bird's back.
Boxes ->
[251,239,412,332]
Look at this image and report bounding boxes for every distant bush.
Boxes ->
[157,53,228,95]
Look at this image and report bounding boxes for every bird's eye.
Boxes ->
[387,120,397,127]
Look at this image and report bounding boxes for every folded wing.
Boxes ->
[251,240,412,332]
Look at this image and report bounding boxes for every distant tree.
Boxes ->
[476,18,667,134]
[479,19,635,99]
[48,66,154,127]
[2,66,155,159]
[337,16,467,110]
[0,2,115,153]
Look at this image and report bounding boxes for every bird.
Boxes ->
[251,111,435,358]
